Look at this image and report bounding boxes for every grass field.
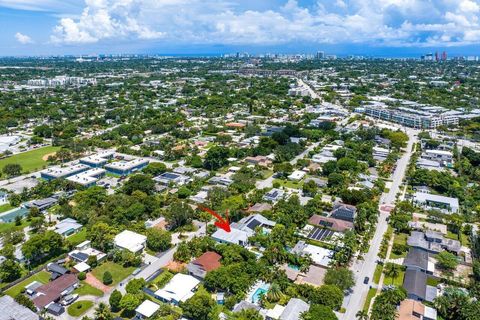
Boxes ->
[384,269,405,287]
[5,270,50,297]
[92,262,135,286]
[66,228,87,247]
[0,146,60,175]
[67,300,93,317]
[0,203,14,213]
[273,178,304,189]
[0,219,29,235]
[74,282,104,297]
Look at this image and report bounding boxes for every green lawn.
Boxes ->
[92,262,135,286]
[273,178,304,189]
[74,281,104,297]
[67,300,93,317]
[384,270,405,287]
[373,264,383,284]
[5,270,50,297]
[426,277,440,287]
[0,203,14,213]
[0,146,60,175]
[67,228,87,246]
[0,219,29,235]
[363,288,377,311]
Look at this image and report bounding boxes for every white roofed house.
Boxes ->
[413,192,459,214]
[114,230,147,254]
[135,300,160,319]
[54,218,83,237]
[154,274,200,305]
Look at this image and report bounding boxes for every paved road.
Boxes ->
[341,129,417,320]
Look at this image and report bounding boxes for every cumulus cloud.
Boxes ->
[48,0,480,47]
[15,32,33,44]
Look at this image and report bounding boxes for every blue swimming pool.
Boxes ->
[288,264,300,271]
[252,288,268,303]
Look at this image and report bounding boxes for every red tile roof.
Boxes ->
[33,274,78,309]
[192,252,222,272]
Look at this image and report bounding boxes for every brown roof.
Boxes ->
[192,252,222,272]
[225,122,246,128]
[33,274,78,309]
[247,203,273,213]
[308,215,354,232]
[397,299,425,320]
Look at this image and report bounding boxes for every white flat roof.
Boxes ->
[41,164,89,178]
[413,192,459,207]
[114,230,146,253]
[303,244,333,267]
[105,158,149,170]
[155,274,200,303]
[66,168,106,185]
[74,262,90,273]
[135,300,160,318]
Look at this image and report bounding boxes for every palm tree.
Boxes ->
[94,302,113,320]
[267,283,283,302]
[385,263,400,285]
[356,310,369,320]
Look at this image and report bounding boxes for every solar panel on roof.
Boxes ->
[246,219,262,230]
[319,220,334,228]
[162,173,179,179]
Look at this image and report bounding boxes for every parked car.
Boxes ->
[363,277,369,284]
[61,294,78,306]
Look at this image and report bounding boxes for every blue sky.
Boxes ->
[2,0,480,57]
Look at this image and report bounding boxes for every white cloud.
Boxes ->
[47,0,480,47]
[15,32,33,44]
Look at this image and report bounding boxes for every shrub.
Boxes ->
[77,272,86,280]
[103,271,113,285]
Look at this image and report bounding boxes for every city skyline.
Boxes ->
[3,0,480,56]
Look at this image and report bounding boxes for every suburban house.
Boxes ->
[245,155,272,167]
[288,170,306,181]
[397,299,437,320]
[412,192,459,214]
[46,262,69,280]
[247,203,273,213]
[211,228,250,246]
[330,203,357,222]
[154,274,200,305]
[407,231,461,255]
[233,214,276,234]
[403,269,437,302]
[135,300,160,319]
[292,241,333,268]
[114,230,147,254]
[0,191,9,205]
[266,298,311,320]
[54,218,83,237]
[263,188,285,203]
[154,172,191,186]
[32,273,79,314]
[68,240,107,264]
[308,215,354,232]
[403,248,435,275]
[187,251,222,279]
[1,295,40,320]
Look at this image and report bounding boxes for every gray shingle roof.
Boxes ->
[280,298,310,320]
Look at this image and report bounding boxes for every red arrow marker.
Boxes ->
[198,206,231,233]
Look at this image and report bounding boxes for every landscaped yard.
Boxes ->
[0,219,29,235]
[384,269,405,287]
[0,146,61,176]
[91,262,135,286]
[363,288,377,311]
[67,228,87,246]
[273,178,304,189]
[67,300,94,317]
[0,203,14,213]
[390,232,409,259]
[5,270,50,297]
[373,264,383,284]
[74,281,104,297]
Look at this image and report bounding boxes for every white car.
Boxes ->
[61,294,79,306]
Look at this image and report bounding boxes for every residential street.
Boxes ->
[341,129,418,320]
